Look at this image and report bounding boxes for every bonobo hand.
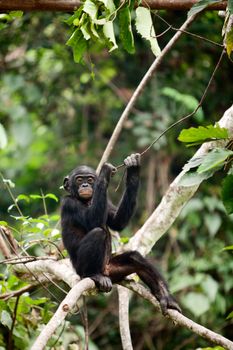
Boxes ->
[159,295,182,316]
[124,153,141,168]
[91,274,112,293]
[102,163,117,177]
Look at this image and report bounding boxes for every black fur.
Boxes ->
[61,157,181,314]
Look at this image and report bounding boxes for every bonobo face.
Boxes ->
[63,165,97,200]
[75,173,95,199]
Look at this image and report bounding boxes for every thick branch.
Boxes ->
[127,105,233,255]
[12,258,233,349]
[0,0,227,12]
[24,265,233,350]
[31,278,95,350]
[14,258,80,287]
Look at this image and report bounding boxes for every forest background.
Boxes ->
[0,3,233,350]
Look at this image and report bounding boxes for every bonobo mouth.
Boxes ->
[78,189,93,199]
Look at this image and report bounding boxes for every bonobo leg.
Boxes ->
[107,251,181,314]
[74,227,112,293]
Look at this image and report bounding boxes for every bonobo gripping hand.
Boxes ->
[102,163,117,179]
[124,153,141,168]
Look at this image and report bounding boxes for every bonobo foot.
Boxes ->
[91,274,112,293]
[159,295,182,315]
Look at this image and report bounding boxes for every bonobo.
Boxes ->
[61,154,180,314]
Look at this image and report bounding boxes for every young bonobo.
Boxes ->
[61,154,180,314]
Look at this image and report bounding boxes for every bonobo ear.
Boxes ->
[63,176,70,192]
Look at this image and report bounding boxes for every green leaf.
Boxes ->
[66,29,88,63]
[0,310,12,329]
[178,124,228,144]
[197,148,233,173]
[0,221,8,226]
[188,0,222,17]
[182,156,204,172]
[204,214,221,236]
[222,175,233,214]
[9,11,23,18]
[45,193,58,202]
[223,245,233,250]
[178,170,214,186]
[98,0,116,13]
[29,194,43,200]
[0,123,8,149]
[135,7,161,57]
[16,194,30,203]
[225,26,233,57]
[162,87,204,119]
[80,22,91,40]
[103,21,118,52]
[83,0,98,19]
[119,6,135,54]
[182,292,210,316]
[65,7,84,26]
[201,275,218,302]
[226,310,233,319]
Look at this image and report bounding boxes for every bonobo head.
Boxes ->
[63,165,97,201]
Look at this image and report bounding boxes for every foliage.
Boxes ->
[0,7,233,350]
[178,124,229,146]
[65,2,161,63]
[178,124,233,215]
[0,11,23,30]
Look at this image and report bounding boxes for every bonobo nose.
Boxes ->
[82,183,88,187]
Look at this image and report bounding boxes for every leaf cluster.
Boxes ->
[65,0,161,62]
[178,123,233,214]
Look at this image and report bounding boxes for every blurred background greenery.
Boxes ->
[0,9,232,350]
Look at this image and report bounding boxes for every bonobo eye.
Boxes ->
[87,177,94,184]
[76,177,83,184]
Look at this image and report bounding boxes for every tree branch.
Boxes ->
[97,13,197,173]
[0,0,227,12]
[24,266,233,350]
[124,281,233,350]
[117,286,133,350]
[12,254,233,349]
[97,15,196,173]
[31,278,95,350]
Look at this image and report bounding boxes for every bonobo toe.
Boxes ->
[160,296,182,315]
[92,274,112,293]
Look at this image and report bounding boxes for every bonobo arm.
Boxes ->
[84,163,116,230]
[107,154,140,231]
[61,163,115,232]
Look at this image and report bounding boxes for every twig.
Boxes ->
[1,255,58,264]
[8,295,20,350]
[0,284,35,300]
[115,48,225,170]
[139,49,225,157]
[154,12,224,47]
[96,13,197,173]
